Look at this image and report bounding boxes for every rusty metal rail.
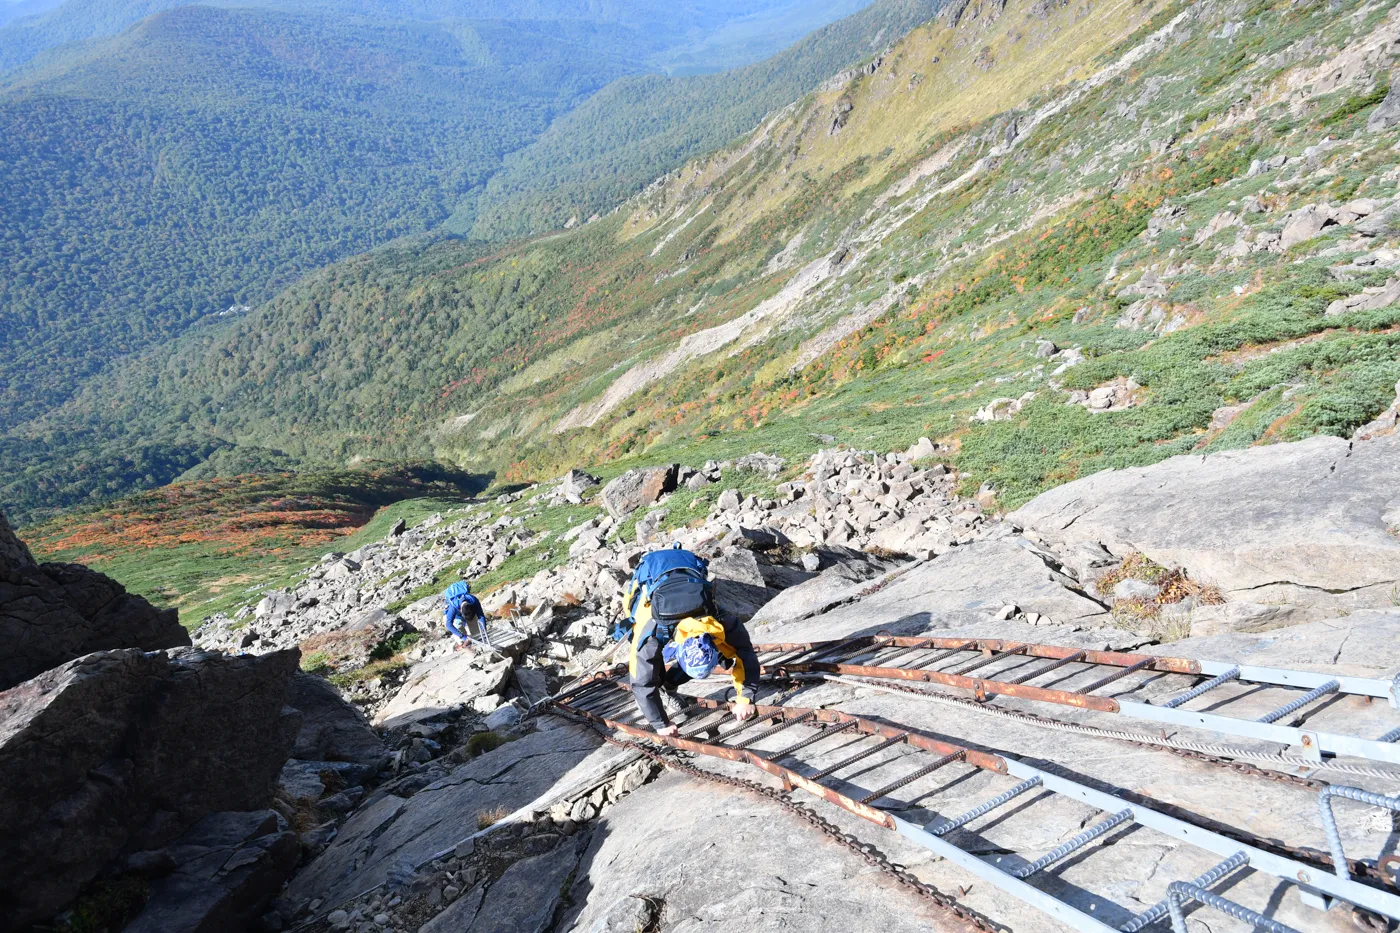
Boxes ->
[755,636,1400,766]
[554,675,1400,932]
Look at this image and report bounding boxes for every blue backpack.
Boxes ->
[613,545,713,642]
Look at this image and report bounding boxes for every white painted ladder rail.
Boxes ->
[757,638,1400,766]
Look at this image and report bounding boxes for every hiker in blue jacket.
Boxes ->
[443,580,485,649]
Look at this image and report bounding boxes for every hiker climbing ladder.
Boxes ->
[752,636,1400,766]
[554,677,1400,933]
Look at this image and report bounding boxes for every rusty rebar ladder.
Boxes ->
[754,637,1400,766]
[554,675,1400,933]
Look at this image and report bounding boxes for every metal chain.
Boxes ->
[801,675,1400,885]
[810,673,1331,790]
[551,705,1003,933]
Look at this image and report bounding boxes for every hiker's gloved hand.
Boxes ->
[656,724,680,738]
[733,701,756,721]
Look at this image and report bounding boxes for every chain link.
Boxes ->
[551,705,1003,933]
[787,675,1400,885]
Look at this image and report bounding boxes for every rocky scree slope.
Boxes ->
[196,431,1400,933]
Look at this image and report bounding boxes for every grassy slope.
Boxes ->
[22,0,1400,611]
[24,467,487,622]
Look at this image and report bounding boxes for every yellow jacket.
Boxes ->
[625,583,755,707]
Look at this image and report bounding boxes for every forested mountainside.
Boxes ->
[12,0,1400,531]
[0,0,859,73]
[466,0,952,238]
[0,0,908,468]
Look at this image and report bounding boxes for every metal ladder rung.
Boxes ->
[1161,666,1240,708]
[1120,851,1249,932]
[713,708,783,743]
[915,641,977,669]
[931,776,1043,836]
[1257,680,1340,724]
[1010,651,1085,685]
[1165,881,1300,933]
[1379,725,1400,743]
[872,639,935,668]
[1007,809,1133,878]
[954,645,1025,676]
[861,750,966,804]
[830,638,895,665]
[809,732,908,780]
[1077,658,1154,695]
[731,711,817,750]
[764,719,859,761]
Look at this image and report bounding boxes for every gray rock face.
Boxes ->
[748,560,890,629]
[755,539,1107,642]
[285,726,606,909]
[709,547,778,622]
[122,810,300,933]
[1368,77,1400,131]
[467,837,585,933]
[1009,434,1400,608]
[600,465,678,520]
[0,511,34,570]
[0,647,300,930]
[560,773,946,933]
[0,510,191,691]
[288,672,387,768]
[375,653,513,727]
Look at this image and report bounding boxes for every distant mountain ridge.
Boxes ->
[14,0,1398,540]
[0,0,908,499]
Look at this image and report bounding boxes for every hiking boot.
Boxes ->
[661,688,687,720]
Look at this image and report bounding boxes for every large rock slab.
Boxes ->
[288,672,387,768]
[1009,435,1400,609]
[123,810,300,933]
[0,647,300,930]
[560,773,958,933]
[752,539,1107,642]
[0,509,190,691]
[704,605,1400,932]
[600,465,678,520]
[285,726,610,908]
[375,653,514,727]
[466,837,586,933]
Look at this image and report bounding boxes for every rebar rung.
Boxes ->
[810,732,908,780]
[931,776,1043,836]
[1120,851,1249,933]
[1077,658,1154,695]
[1165,881,1300,933]
[1257,680,1340,723]
[869,639,935,668]
[954,645,1025,676]
[714,708,783,743]
[917,641,977,669]
[1162,666,1240,709]
[1319,784,1400,881]
[1010,651,1086,685]
[1008,809,1133,878]
[1380,726,1400,744]
[732,711,816,750]
[765,719,859,761]
[861,751,967,804]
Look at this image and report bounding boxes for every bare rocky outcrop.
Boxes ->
[600,464,678,519]
[0,647,301,931]
[0,509,190,691]
[1009,434,1400,622]
[122,810,301,933]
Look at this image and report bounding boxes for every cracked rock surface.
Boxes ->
[0,510,190,691]
[0,646,301,930]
